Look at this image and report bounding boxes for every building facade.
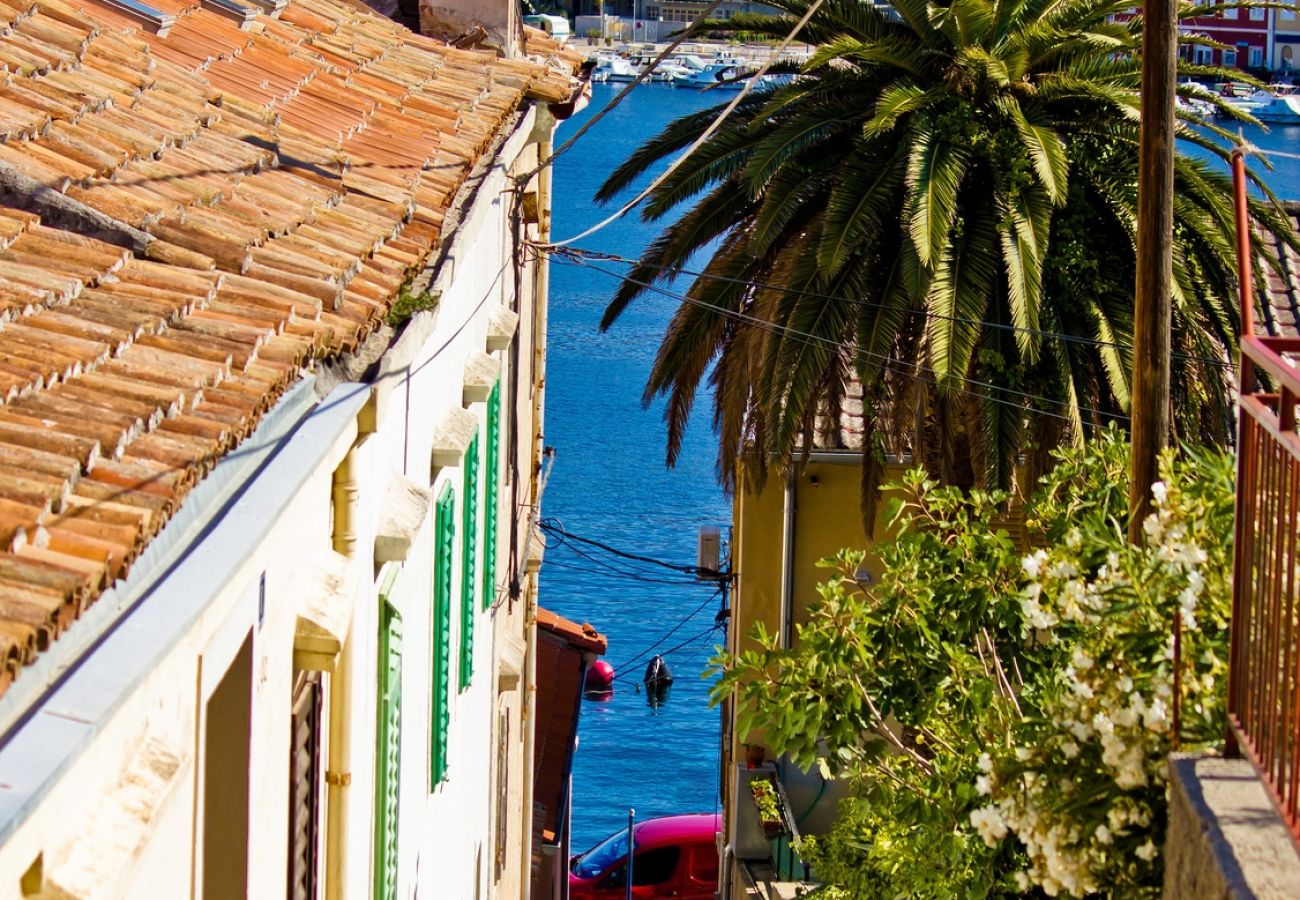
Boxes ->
[0,1,586,898]
[1181,0,1271,69]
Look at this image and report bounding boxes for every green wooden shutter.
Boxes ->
[482,382,500,612]
[459,431,480,692]
[374,587,402,900]
[431,485,454,787]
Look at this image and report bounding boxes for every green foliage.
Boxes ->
[708,432,1235,897]
[750,777,783,823]
[386,285,441,327]
[599,0,1296,501]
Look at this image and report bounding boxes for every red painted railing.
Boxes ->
[1226,150,1300,841]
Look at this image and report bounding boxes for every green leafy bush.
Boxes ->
[709,432,1234,897]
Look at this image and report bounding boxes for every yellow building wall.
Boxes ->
[723,455,911,896]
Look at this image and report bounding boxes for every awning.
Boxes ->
[430,406,479,469]
[463,352,501,404]
[374,475,432,564]
[487,306,519,351]
[294,549,357,672]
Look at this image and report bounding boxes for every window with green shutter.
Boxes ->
[431,485,454,788]
[482,382,500,611]
[459,432,480,692]
[374,582,402,900]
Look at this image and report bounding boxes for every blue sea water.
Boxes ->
[542,83,733,853]
[540,84,1300,856]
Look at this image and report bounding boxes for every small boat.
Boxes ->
[628,53,689,82]
[672,62,747,90]
[591,55,639,83]
[1248,86,1300,123]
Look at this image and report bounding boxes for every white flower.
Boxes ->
[1061,741,1079,759]
[978,752,993,773]
[1016,747,1035,761]
[970,805,1008,847]
[1094,824,1112,844]
[1136,839,1157,862]
[1150,481,1167,505]
[976,775,992,796]
[1022,550,1047,579]
[1143,698,1169,732]
[1072,649,1094,671]
[1014,871,1030,891]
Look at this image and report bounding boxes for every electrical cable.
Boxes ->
[612,622,726,683]
[545,244,1236,370]
[542,557,707,587]
[606,587,724,677]
[553,540,700,584]
[513,0,730,185]
[554,252,1133,425]
[540,517,713,576]
[539,0,827,250]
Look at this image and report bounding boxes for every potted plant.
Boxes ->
[749,776,785,838]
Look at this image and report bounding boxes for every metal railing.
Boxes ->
[1226,148,1300,840]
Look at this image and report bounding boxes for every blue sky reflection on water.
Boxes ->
[541,83,1300,852]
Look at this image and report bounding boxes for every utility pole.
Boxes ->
[1128,0,1178,544]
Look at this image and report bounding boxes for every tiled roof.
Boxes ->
[0,0,581,695]
[536,605,607,654]
[532,606,605,882]
[1262,204,1300,337]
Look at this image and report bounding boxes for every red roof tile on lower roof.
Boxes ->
[537,605,608,655]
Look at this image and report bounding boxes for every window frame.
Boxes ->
[482,382,500,612]
[374,573,403,900]
[459,432,480,692]
[430,485,455,787]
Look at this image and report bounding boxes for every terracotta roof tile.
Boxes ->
[536,606,607,654]
[1262,208,1300,337]
[0,0,582,697]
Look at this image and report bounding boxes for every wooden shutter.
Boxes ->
[459,432,479,692]
[288,671,323,900]
[482,382,500,612]
[374,595,403,900]
[432,485,455,787]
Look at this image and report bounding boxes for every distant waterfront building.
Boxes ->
[1182,0,1271,69]
[0,0,594,897]
[1274,4,1300,73]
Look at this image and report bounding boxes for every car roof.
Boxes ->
[631,813,721,848]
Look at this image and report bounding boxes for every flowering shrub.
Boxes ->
[709,433,1234,897]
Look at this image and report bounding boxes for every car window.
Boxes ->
[687,842,718,884]
[572,830,629,879]
[601,846,681,889]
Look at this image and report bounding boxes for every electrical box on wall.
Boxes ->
[697,525,721,578]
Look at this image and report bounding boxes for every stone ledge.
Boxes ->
[1164,752,1300,899]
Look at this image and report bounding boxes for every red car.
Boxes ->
[569,813,721,899]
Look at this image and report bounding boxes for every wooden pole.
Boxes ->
[1128,0,1178,544]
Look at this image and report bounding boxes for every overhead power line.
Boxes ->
[515,0,729,186]
[552,252,1132,426]
[538,0,828,250]
[544,244,1234,370]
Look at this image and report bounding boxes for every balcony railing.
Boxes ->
[1227,331,1300,841]
[1226,148,1300,841]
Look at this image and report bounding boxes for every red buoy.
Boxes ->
[584,660,614,699]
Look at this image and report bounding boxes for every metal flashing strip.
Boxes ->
[94,0,177,34]
[0,379,371,846]
[200,0,260,26]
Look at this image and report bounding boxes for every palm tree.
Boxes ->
[595,0,1295,517]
